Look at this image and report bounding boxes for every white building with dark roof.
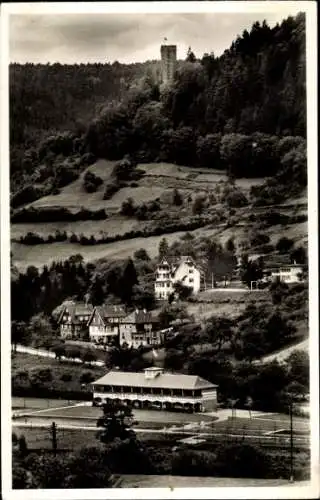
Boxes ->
[119,310,160,348]
[88,305,127,345]
[155,255,202,300]
[91,366,218,412]
[251,254,306,284]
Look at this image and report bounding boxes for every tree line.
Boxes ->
[10,14,306,204]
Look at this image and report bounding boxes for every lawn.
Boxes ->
[10,217,138,240]
[19,403,216,426]
[12,352,105,393]
[13,426,187,451]
[29,159,116,211]
[14,426,99,450]
[141,163,265,191]
[11,224,224,271]
[10,156,307,271]
[119,474,293,488]
[12,397,82,410]
[210,416,309,434]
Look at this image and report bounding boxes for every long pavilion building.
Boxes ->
[91,366,218,413]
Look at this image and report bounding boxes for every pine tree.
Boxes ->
[120,259,138,305]
[158,238,169,259]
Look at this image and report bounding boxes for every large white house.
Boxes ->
[91,366,218,412]
[154,255,201,300]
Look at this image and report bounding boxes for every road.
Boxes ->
[260,339,309,364]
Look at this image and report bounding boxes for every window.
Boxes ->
[189,269,193,273]
[189,278,194,283]
[173,389,183,396]
[183,389,193,397]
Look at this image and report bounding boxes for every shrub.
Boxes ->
[65,347,81,360]
[192,196,206,215]
[11,206,107,223]
[120,198,136,216]
[83,171,103,193]
[53,344,66,359]
[19,232,45,245]
[53,166,79,189]
[80,371,95,384]
[173,189,183,206]
[135,204,148,220]
[134,248,151,261]
[82,350,97,364]
[18,435,28,456]
[225,190,248,208]
[216,443,271,478]
[11,184,43,209]
[276,236,295,253]
[260,211,290,227]
[60,372,73,382]
[69,233,79,243]
[31,368,53,383]
[259,243,274,254]
[103,182,120,200]
[250,233,270,247]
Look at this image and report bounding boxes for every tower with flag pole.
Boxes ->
[160,39,177,84]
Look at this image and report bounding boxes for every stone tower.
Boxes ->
[160,44,177,84]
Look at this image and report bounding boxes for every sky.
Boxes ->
[9,7,303,64]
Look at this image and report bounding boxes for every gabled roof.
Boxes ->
[98,304,126,319]
[123,310,159,324]
[257,254,304,270]
[88,304,127,326]
[58,302,93,324]
[92,369,217,390]
[158,255,200,272]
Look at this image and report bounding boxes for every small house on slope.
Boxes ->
[58,302,94,340]
[88,305,126,345]
[119,310,160,348]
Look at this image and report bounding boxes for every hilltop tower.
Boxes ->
[160,43,177,84]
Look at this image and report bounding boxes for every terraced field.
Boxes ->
[11,160,307,270]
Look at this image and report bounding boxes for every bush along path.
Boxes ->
[13,344,105,367]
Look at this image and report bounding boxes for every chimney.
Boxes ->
[144,367,164,379]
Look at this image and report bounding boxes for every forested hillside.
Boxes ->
[10,13,306,205]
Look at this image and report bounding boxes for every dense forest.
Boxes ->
[10,13,306,202]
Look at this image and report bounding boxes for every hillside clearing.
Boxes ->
[11,227,215,270]
[11,216,308,271]
[26,160,265,212]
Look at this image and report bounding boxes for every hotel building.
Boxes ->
[91,366,218,412]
